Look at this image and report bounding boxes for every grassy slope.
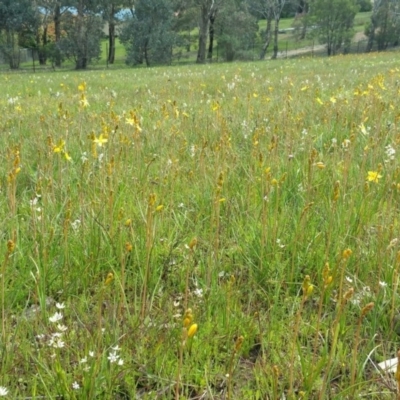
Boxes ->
[0,51,399,399]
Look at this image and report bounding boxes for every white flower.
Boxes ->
[111,345,121,351]
[89,351,95,357]
[342,139,351,148]
[379,281,387,288]
[108,351,118,363]
[72,381,80,390]
[193,288,203,298]
[55,302,65,310]
[385,144,396,162]
[48,335,65,349]
[80,357,87,364]
[57,324,68,332]
[117,359,124,366]
[71,219,81,231]
[49,312,63,323]
[0,386,8,396]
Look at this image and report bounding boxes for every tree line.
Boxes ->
[0,0,398,70]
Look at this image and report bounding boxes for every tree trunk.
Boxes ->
[7,31,19,69]
[144,39,150,66]
[54,3,61,67]
[207,8,217,61]
[108,23,116,63]
[76,0,87,70]
[260,15,272,60]
[272,17,280,59]
[108,4,116,64]
[38,26,47,65]
[197,4,209,64]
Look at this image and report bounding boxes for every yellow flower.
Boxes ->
[183,309,193,327]
[7,240,15,253]
[124,219,132,227]
[367,171,382,183]
[93,134,108,147]
[53,140,65,153]
[187,324,198,338]
[125,117,135,126]
[104,272,114,286]
[342,248,352,259]
[189,238,197,250]
[79,94,89,108]
[125,242,133,252]
[78,82,86,92]
[63,152,72,162]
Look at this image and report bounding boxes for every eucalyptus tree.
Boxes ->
[99,0,135,64]
[194,0,225,63]
[120,0,179,66]
[0,0,39,68]
[57,0,103,69]
[247,0,289,59]
[366,0,400,51]
[214,0,258,61]
[309,0,358,56]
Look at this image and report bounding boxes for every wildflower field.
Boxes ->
[1,52,400,399]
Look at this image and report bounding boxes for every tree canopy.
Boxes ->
[0,0,396,69]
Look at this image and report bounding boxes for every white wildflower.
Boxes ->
[81,152,88,163]
[57,324,68,332]
[385,144,396,162]
[55,302,65,309]
[108,351,118,364]
[71,219,81,231]
[72,381,80,390]
[0,386,8,396]
[193,288,203,298]
[49,312,63,323]
[48,335,65,349]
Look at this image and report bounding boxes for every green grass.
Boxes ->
[0,51,400,399]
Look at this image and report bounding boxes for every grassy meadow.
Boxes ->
[1,52,400,399]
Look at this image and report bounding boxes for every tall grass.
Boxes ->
[0,52,399,398]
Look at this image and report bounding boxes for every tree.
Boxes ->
[309,0,358,56]
[291,0,309,40]
[357,0,372,12]
[194,0,224,63]
[366,0,400,51]
[0,0,39,69]
[99,0,135,64]
[215,1,258,61]
[120,0,179,66]
[57,0,103,69]
[170,1,198,53]
[247,0,288,59]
